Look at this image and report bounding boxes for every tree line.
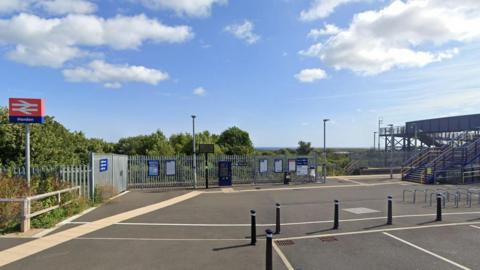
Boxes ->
[0,107,349,168]
[0,107,254,167]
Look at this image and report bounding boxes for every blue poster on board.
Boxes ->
[99,159,108,172]
[148,160,159,176]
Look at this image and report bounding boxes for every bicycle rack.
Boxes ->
[403,189,417,204]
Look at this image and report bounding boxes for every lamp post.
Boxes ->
[374,131,377,151]
[378,117,383,150]
[388,124,394,179]
[323,119,330,182]
[192,115,197,189]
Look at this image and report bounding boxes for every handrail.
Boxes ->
[0,186,81,232]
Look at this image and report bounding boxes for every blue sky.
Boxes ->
[1,0,480,147]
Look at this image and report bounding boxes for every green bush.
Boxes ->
[0,174,89,233]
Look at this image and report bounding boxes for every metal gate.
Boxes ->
[92,153,128,197]
[128,154,319,190]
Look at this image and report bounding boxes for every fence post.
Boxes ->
[89,152,95,202]
[21,198,31,232]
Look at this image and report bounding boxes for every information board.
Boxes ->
[296,158,308,176]
[99,159,108,172]
[274,159,283,173]
[148,160,159,177]
[166,160,176,176]
[288,159,296,172]
[259,159,268,173]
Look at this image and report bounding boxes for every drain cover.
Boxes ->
[275,240,295,246]
[318,236,338,242]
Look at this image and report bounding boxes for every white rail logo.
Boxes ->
[11,100,39,115]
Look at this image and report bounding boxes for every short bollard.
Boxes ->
[333,200,339,230]
[436,194,442,222]
[387,195,393,225]
[265,229,273,270]
[251,210,256,245]
[275,203,281,234]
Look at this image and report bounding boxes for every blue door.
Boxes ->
[218,161,232,186]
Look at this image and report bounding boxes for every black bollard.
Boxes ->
[265,229,273,270]
[387,195,393,225]
[275,203,281,234]
[333,200,339,230]
[251,210,256,245]
[436,194,442,222]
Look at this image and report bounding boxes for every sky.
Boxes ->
[1,0,480,148]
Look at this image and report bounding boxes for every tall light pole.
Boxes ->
[373,131,377,151]
[388,124,394,179]
[323,119,330,182]
[191,115,197,189]
[378,117,383,150]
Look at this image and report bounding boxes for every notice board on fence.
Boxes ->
[288,159,296,172]
[166,160,176,176]
[296,158,308,176]
[148,160,159,177]
[259,159,268,173]
[274,159,283,173]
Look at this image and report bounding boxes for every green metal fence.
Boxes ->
[128,154,320,190]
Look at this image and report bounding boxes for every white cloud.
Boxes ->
[137,0,226,17]
[0,0,96,15]
[224,20,260,45]
[0,13,193,67]
[294,68,327,83]
[36,0,97,15]
[300,0,363,21]
[63,60,169,88]
[193,86,207,96]
[0,0,28,13]
[300,0,480,75]
[307,24,340,40]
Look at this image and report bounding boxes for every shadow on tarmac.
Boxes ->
[212,243,252,251]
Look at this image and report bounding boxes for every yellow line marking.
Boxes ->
[221,188,235,193]
[277,221,480,241]
[0,191,201,267]
[272,241,295,270]
[383,232,471,270]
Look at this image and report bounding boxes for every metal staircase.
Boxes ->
[423,137,480,184]
[401,146,447,183]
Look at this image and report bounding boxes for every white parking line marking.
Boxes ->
[64,211,480,227]
[336,177,365,185]
[272,242,295,270]
[383,232,471,270]
[277,221,480,241]
[469,225,480,230]
[0,191,201,268]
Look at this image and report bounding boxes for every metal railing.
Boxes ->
[1,165,92,199]
[0,186,80,232]
[128,155,319,190]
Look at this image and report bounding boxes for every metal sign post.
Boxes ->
[25,124,31,186]
[8,98,45,187]
[199,144,215,189]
